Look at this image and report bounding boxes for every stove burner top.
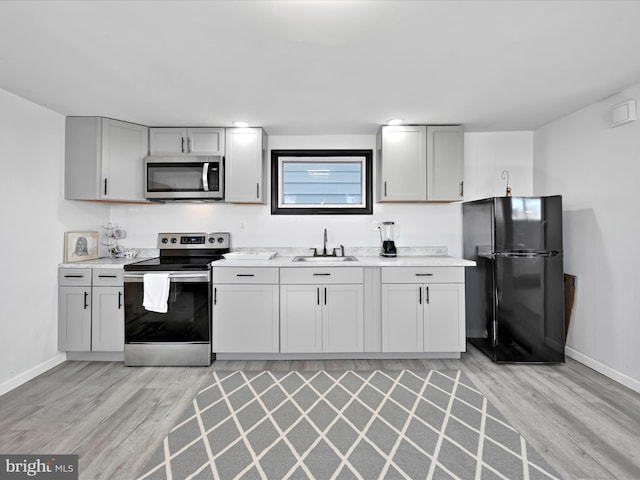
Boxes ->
[124,232,230,272]
[125,255,224,271]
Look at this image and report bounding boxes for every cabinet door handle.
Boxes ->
[84,291,89,310]
[384,181,387,197]
[214,287,217,305]
[324,287,327,305]
[181,137,185,153]
[98,274,117,278]
[104,178,108,196]
[118,291,122,309]
[415,273,434,277]
[317,287,320,305]
[426,286,430,304]
[188,137,192,153]
[313,273,331,276]
[236,274,255,277]
[256,183,260,199]
[64,274,83,278]
[419,287,422,305]
[459,181,464,197]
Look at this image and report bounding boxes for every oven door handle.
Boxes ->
[124,273,209,283]
[202,162,210,191]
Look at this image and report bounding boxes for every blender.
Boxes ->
[379,221,397,257]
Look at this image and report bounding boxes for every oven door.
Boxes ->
[123,271,211,366]
[144,156,223,200]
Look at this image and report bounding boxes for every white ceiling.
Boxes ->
[1,0,640,135]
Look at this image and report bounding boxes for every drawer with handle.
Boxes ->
[92,268,124,286]
[280,267,363,284]
[381,266,464,284]
[212,267,279,284]
[59,268,92,286]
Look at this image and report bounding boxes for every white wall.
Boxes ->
[464,131,534,200]
[1,77,635,393]
[0,89,109,395]
[112,134,464,256]
[113,132,536,259]
[534,83,640,392]
[0,95,536,395]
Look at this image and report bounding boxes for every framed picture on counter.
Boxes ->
[64,231,98,263]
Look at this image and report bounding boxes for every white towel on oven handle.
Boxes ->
[142,273,170,313]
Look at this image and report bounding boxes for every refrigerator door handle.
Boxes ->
[494,251,561,258]
[493,284,499,345]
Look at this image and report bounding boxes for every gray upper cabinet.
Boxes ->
[427,125,464,201]
[377,125,464,202]
[378,125,428,202]
[149,127,225,156]
[65,117,149,202]
[225,127,267,203]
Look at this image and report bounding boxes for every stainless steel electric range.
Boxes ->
[123,232,230,366]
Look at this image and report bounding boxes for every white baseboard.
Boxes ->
[565,346,640,394]
[3,349,638,397]
[216,352,462,361]
[66,351,124,362]
[0,353,67,397]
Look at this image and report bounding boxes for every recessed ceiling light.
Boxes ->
[233,121,249,128]
[386,118,403,125]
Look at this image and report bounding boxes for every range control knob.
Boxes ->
[161,238,168,244]
[217,237,225,243]
[208,237,215,243]
[170,237,177,244]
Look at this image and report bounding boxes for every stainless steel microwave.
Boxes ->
[144,156,224,201]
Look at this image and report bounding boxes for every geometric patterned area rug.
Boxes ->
[136,370,562,480]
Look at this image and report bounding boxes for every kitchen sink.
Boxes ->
[292,255,358,263]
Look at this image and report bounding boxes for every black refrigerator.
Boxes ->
[462,195,565,363]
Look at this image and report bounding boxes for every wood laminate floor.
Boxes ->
[1,346,639,480]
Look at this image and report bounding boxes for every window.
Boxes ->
[271,150,373,215]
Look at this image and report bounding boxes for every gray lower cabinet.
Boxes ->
[210,263,463,356]
[212,267,279,353]
[58,284,92,351]
[381,267,465,352]
[58,268,124,352]
[279,284,322,352]
[91,285,124,351]
[280,267,364,353]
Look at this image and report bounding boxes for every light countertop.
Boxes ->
[58,248,477,269]
[59,257,146,268]
[213,255,475,268]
